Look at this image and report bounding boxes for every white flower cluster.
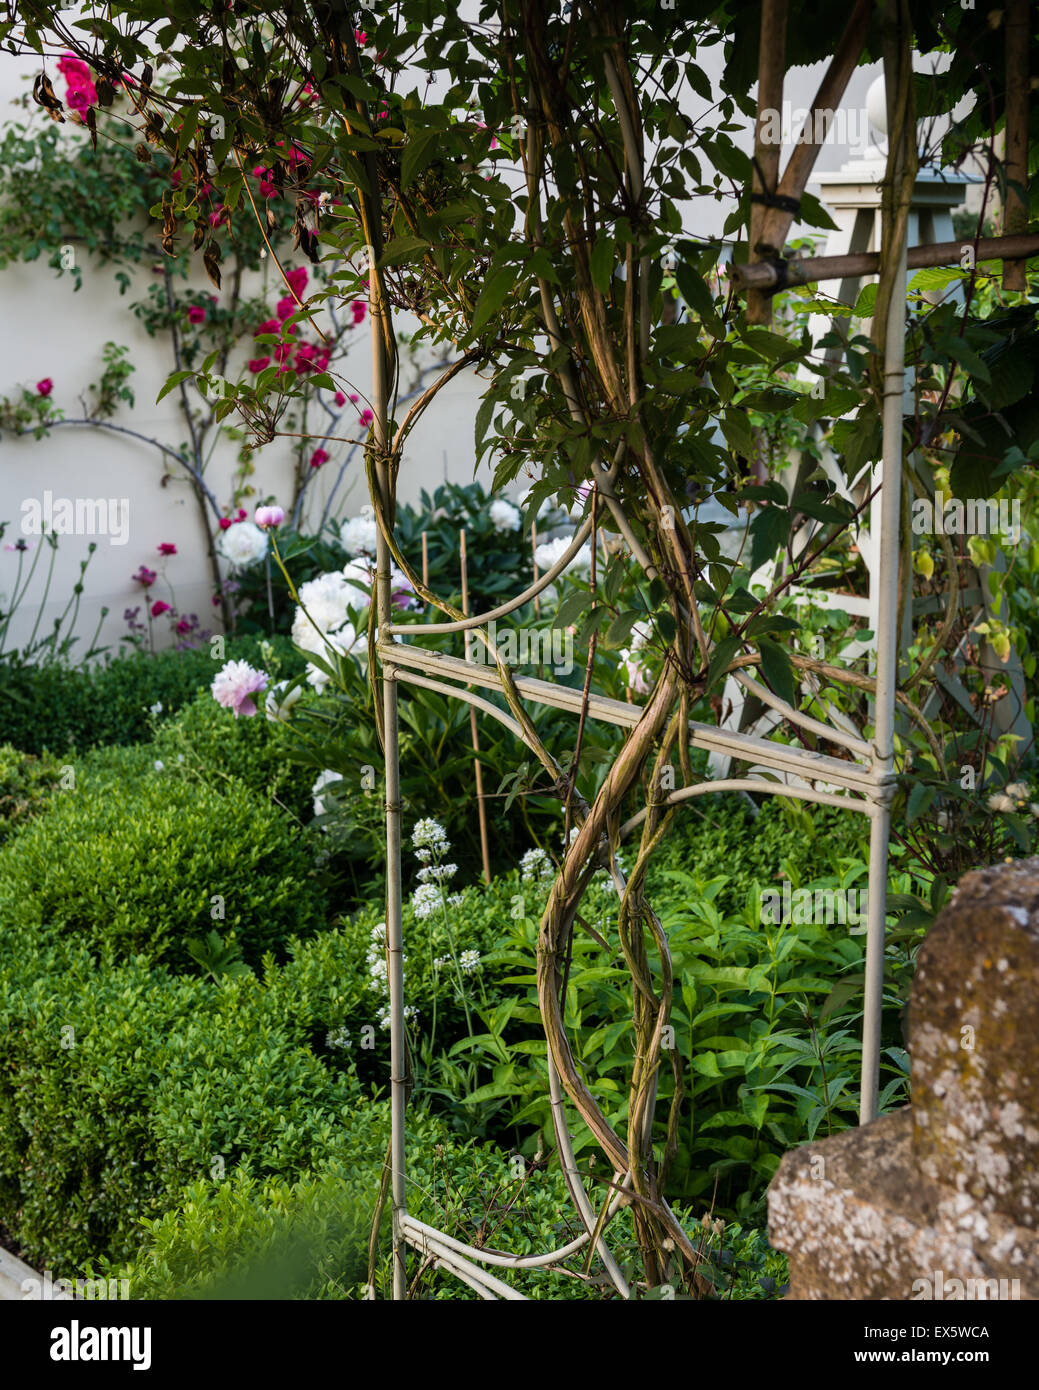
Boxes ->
[459,949,481,975]
[411,882,444,919]
[366,921,406,998]
[520,847,555,883]
[311,769,343,818]
[988,782,1039,817]
[326,1025,352,1050]
[376,1002,418,1030]
[417,862,458,884]
[411,818,450,862]
[489,498,521,532]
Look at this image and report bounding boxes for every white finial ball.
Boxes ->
[866,76,888,136]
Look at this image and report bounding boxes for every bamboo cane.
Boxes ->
[748,0,788,325]
[460,528,492,885]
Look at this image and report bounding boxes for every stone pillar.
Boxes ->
[767,858,1039,1300]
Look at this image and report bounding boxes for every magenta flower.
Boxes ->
[208,206,229,228]
[133,565,157,587]
[310,448,330,470]
[187,305,206,324]
[247,356,271,373]
[286,266,308,297]
[255,505,285,529]
[276,296,297,322]
[151,600,171,618]
[158,542,177,556]
[36,378,53,396]
[235,508,247,521]
[350,300,367,325]
[218,517,233,531]
[211,659,269,719]
[254,318,281,338]
[334,391,347,407]
[359,408,374,427]
[252,165,277,198]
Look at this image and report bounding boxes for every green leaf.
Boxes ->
[401,128,439,190]
[589,238,614,294]
[758,637,796,707]
[471,266,516,336]
[906,781,935,824]
[156,370,194,403]
[704,635,741,695]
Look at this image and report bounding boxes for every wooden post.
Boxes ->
[1003,0,1030,291]
[421,530,429,589]
[531,520,541,618]
[459,528,492,885]
[748,0,788,325]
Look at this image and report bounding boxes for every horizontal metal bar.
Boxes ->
[730,231,1039,290]
[619,776,876,839]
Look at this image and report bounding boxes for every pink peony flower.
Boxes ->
[310,448,330,469]
[247,356,271,373]
[36,378,53,396]
[133,565,157,587]
[150,600,171,617]
[350,300,367,325]
[158,542,177,556]
[187,305,206,324]
[211,659,269,719]
[255,505,285,528]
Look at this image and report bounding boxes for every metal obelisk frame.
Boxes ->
[370,10,1034,1297]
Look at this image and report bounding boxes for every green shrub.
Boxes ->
[0,634,300,755]
[0,937,366,1270]
[151,689,315,824]
[0,743,64,844]
[0,757,327,970]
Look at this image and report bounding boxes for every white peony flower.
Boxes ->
[534,534,591,575]
[489,498,521,532]
[312,768,343,817]
[1005,782,1031,802]
[339,514,379,556]
[987,792,1015,813]
[218,520,269,568]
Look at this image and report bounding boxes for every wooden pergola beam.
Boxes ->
[756,0,875,263]
[729,230,1039,290]
[747,0,789,325]
[1003,0,1030,291]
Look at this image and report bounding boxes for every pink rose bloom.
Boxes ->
[247,356,271,373]
[175,617,193,634]
[348,393,359,404]
[36,378,53,396]
[235,508,247,521]
[334,391,347,407]
[197,181,214,199]
[276,296,297,321]
[218,517,233,531]
[350,300,367,325]
[294,343,317,372]
[354,29,367,45]
[252,166,277,197]
[273,341,294,364]
[133,565,157,587]
[150,600,171,617]
[310,448,330,469]
[187,305,206,324]
[255,505,285,528]
[158,542,177,556]
[359,408,374,427]
[286,266,308,296]
[67,87,97,112]
[171,169,182,187]
[208,206,229,228]
[211,659,269,719]
[254,318,280,338]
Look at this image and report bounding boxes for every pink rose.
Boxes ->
[334,391,347,407]
[254,318,280,338]
[133,565,157,587]
[276,296,297,321]
[286,266,308,296]
[350,300,367,325]
[36,378,53,396]
[310,448,330,469]
[247,356,271,373]
[158,542,177,556]
[218,517,233,531]
[187,305,206,324]
[151,600,171,618]
[359,408,374,427]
